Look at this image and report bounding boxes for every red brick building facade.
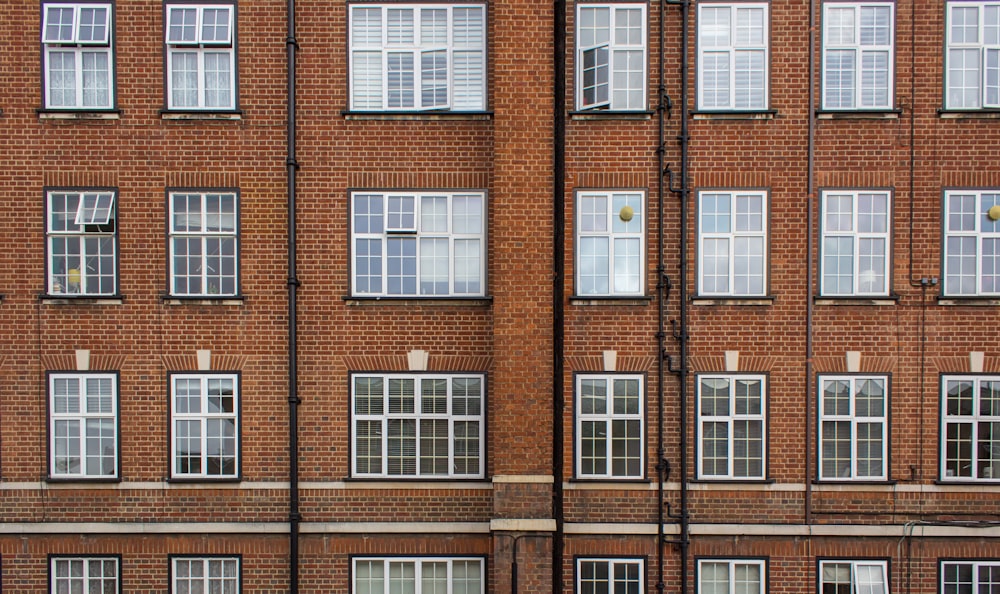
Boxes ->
[1,0,999,592]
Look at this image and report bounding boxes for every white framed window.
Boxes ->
[170,373,239,479]
[576,4,647,110]
[352,373,485,478]
[820,190,891,296]
[42,2,114,109]
[819,560,888,594]
[941,375,1000,481]
[697,191,767,296]
[351,191,486,297]
[697,3,768,110]
[576,374,644,479]
[165,3,236,110]
[697,375,765,480]
[943,190,1000,296]
[353,557,484,594]
[819,375,888,481]
[575,191,645,296]
[349,4,486,111]
[577,558,644,594]
[46,190,118,296]
[941,560,1000,593]
[49,373,118,479]
[945,1,1000,109]
[697,559,765,594]
[169,191,239,297]
[51,556,119,594]
[171,557,239,594]
[822,2,894,110]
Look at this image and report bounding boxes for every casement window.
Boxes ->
[819,375,888,481]
[822,2,894,110]
[943,190,1000,296]
[49,373,118,479]
[697,559,765,594]
[819,560,888,594]
[820,190,891,296]
[46,190,118,296]
[51,557,119,594]
[351,374,484,478]
[165,3,236,110]
[576,4,647,110]
[169,191,239,297]
[354,558,484,594]
[41,2,114,110]
[941,376,1000,481]
[697,191,767,296]
[351,191,486,297]
[171,557,239,594]
[941,560,1000,593]
[945,1,1000,109]
[170,373,239,479]
[697,3,769,110]
[575,191,645,296]
[697,375,765,480]
[576,374,644,479]
[349,4,486,111]
[577,559,644,594]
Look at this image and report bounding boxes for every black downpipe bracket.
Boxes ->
[285,0,301,591]
[552,0,567,589]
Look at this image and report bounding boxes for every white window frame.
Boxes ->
[945,1,1000,109]
[819,375,888,481]
[820,190,892,296]
[349,4,487,111]
[353,557,485,594]
[170,373,240,479]
[51,556,120,594]
[696,374,766,480]
[819,560,889,594]
[943,190,1000,296]
[697,559,765,594]
[168,191,239,297]
[697,2,769,110]
[165,3,237,110]
[821,2,895,110]
[575,4,648,111]
[941,560,1000,593]
[42,2,114,110]
[575,374,645,479]
[171,557,240,594]
[697,190,768,297]
[49,372,118,479]
[351,373,485,479]
[941,375,1000,482]
[575,190,646,296]
[46,190,118,296]
[576,558,645,594]
[351,191,486,297]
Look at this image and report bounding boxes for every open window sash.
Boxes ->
[74,192,115,226]
[580,45,611,109]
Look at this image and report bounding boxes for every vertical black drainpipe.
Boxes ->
[805,0,816,525]
[286,0,301,591]
[678,0,691,590]
[655,0,668,590]
[553,0,567,589]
